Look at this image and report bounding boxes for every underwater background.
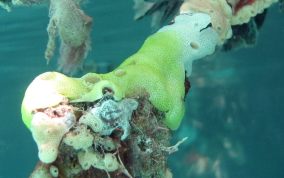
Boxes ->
[0,1,283,177]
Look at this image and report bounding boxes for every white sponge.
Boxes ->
[79,111,103,133]
[38,142,58,164]
[31,112,74,163]
[63,125,94,151]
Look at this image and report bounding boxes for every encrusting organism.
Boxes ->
[22,13,218,131]
[22,12,218,177]
[17,0,279,177]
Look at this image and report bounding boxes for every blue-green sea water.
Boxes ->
[0,1,283,178]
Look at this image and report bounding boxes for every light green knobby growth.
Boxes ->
[22,72,124,129]
[22,13,218,130]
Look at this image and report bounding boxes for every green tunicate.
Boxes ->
[22,13,218,130]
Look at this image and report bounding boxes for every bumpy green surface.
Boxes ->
[102,31,186,130]
[22,14,218,130]
[22,30,185,130]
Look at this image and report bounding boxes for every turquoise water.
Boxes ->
[0,1,283,178]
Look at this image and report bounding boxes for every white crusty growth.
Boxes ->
[158,13,218,76]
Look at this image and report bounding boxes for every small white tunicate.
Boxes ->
[101,137,116,151]
[103,153,119,172]
[50,165,59,177]
[38,142,58,164]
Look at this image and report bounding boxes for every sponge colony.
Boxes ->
[31,111,75,163]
